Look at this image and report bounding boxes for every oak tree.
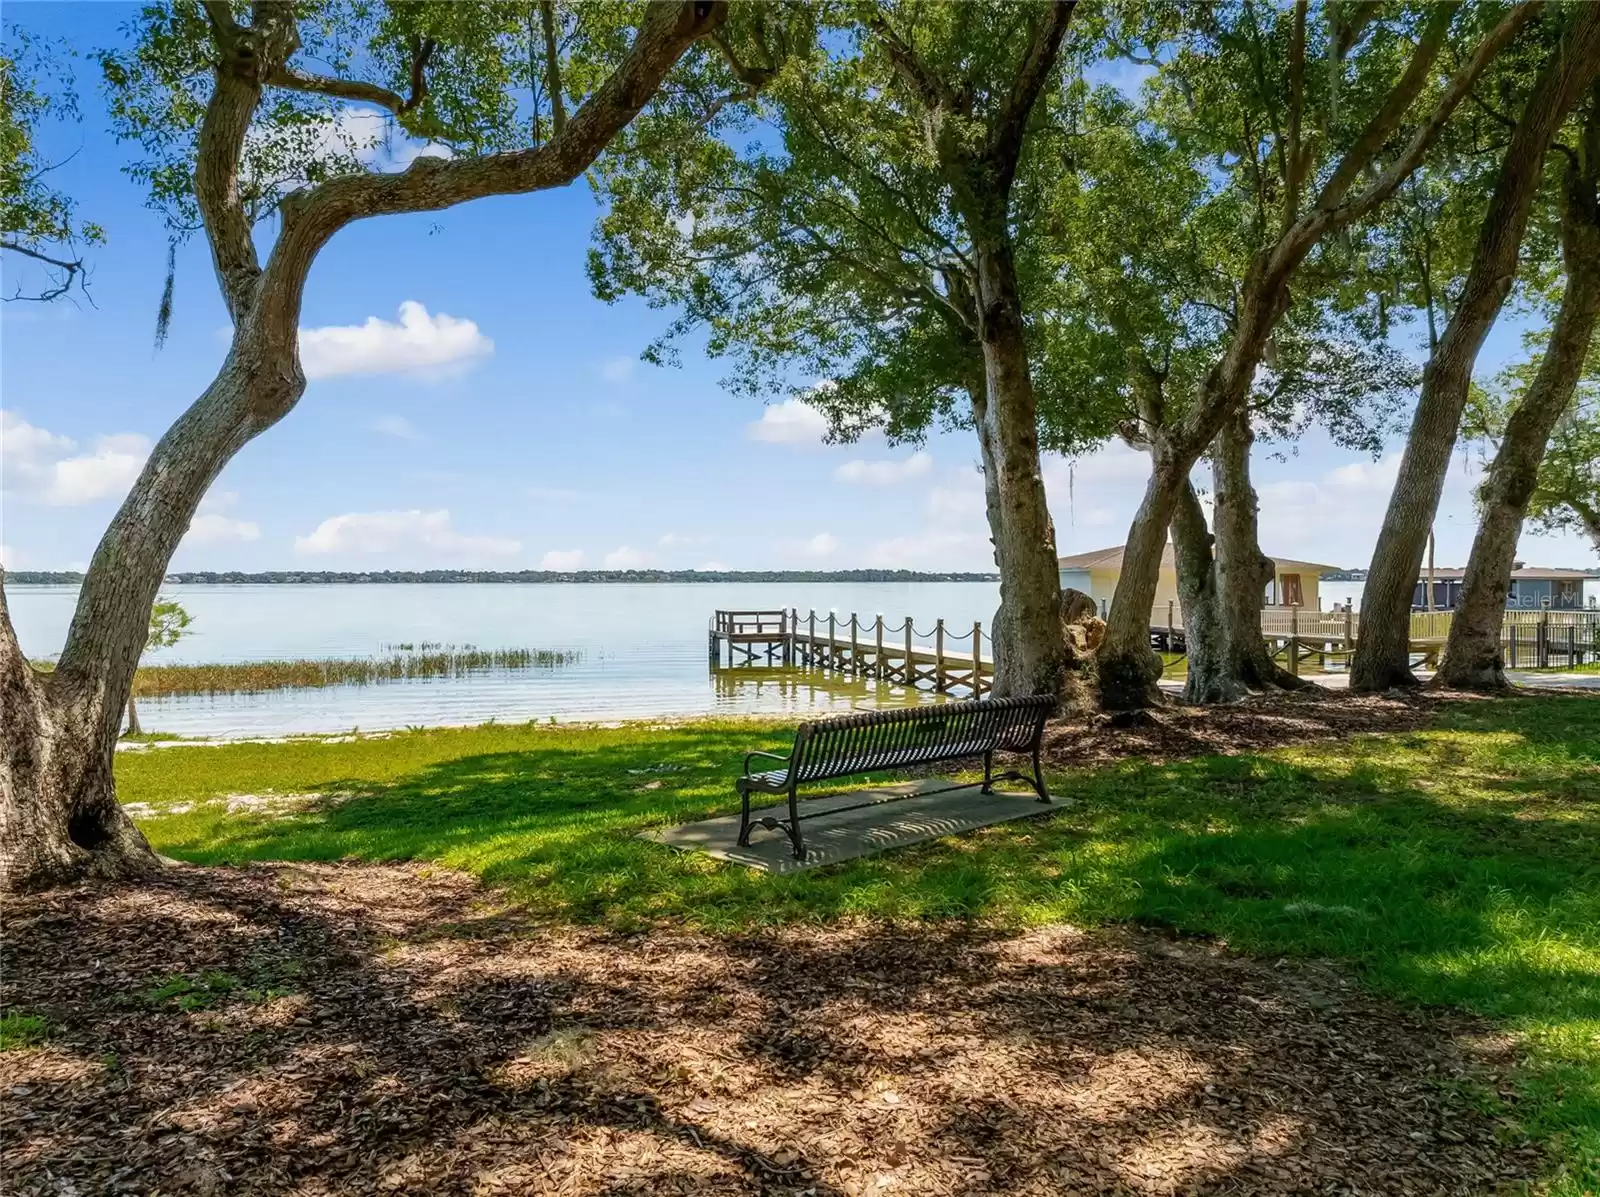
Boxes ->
[0,0,752,893]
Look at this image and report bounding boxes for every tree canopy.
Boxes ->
[1,25,103,300]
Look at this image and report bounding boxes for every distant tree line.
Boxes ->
[6,569,999,586]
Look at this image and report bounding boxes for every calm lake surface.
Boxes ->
[9,582,1004,738]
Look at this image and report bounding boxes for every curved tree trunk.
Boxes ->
[1170,480,1239,704]
[1436,129,1600,689]
[1353,14,1600,692]
[2,349,303,892]
[1214,409,1308,691]
[1098,454,1181,709]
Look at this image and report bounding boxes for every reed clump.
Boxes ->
[132,645,579,698]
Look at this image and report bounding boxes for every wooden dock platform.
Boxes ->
[709,609,992,695]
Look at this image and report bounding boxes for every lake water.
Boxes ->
[8,583,1004,738]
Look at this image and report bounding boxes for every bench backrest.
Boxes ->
[790,695,1053,783]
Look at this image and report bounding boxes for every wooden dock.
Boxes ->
[711,603,1600,690]
[709,609,993,695]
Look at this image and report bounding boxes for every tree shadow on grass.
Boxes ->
[0,862,1538,1195]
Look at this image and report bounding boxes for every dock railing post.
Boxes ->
[850,613,859,674]
[1289,604,1300,677]
[828,611,837,670]
[1344,598,1354,651]
[904,616,913,686]
[972,620,983,695]
[935,619,947,691]
[807,609,816,667]
[874,614,885,678]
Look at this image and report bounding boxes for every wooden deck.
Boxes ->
[1149,602,1600,671]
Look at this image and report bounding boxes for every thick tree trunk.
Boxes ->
[972,244,1070,704]
[1436,141,1600,689]
[0,578,158,891]
[970,384,1018,694]
[1214,410,1308,691]
[1169,481,1240,704]
[1353,15,1600,692]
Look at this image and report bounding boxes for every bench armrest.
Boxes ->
[742,749,791,775]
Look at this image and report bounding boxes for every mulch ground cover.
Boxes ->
[1039,690,1445,769]
[3,860,1538,1196]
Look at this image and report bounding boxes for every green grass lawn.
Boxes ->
[118,695,1600,1191]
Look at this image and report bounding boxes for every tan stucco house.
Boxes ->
[1057,544,1339,615]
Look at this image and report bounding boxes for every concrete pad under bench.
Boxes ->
[641,777,1062,873]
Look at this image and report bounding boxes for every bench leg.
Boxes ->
[1030,745,1051,804]
[736,786,753,847]
[981,749,995,795]
[786,785,805,860]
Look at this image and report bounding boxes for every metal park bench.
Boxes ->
[736,695,1055,860]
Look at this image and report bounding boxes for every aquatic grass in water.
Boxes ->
[131,645,580,698]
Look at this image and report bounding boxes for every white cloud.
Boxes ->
[599,356,636,384]
[299,301,492,380]
[658,532,711,547]
[540,549,586,570]
[782,532,839,560]
[372,414,422,441]
[299,108,453,175]
[182,489,260,545]
[697,560,729,571]
[1,411,150,506]
[294,509,520,559]
[0,544,21,568]
[836,451,934,486]
[747,398,830,445]
[185,512,261,545]
[603,545,654,569]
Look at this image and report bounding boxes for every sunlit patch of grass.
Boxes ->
[0,1012,51,1051]
[116,696,1600,1189]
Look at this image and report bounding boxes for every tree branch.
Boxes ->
[868,14,961,116]
[195,8,281,322]
[267,34,435,115]
[1311,3,1461,213]
[256,1,727,357]
[1283,0,1307,222]
[990,0,1076,177]
[539,2,567,136]
[1338,3,1542,220]
[710,28,775,89]
[0,240,87,302]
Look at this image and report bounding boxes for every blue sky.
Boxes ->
[3,3,1594,578]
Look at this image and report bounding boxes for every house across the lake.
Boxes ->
[1057,544,1338,613]
[1413,566,1598,611]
